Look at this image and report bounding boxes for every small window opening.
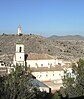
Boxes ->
[41,64,43,66]
[19,47,22,52]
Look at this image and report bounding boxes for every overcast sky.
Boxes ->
[0,0,84,37]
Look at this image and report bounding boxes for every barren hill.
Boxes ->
[0,34,84,63]
[48,35,84,40]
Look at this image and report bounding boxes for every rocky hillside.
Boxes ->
[0,34,84,63]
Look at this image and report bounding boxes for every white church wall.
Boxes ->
[32,70,64,83]
[26,59,64,68]
[27,59,55,68]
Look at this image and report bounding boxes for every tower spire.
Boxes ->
[18,24,22,35]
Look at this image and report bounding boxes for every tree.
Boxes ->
[0,65,36,99]
[62,59,84,98]
[0,65,53,99]
[52,91,61,99]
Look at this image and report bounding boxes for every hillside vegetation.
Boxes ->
[0,34,84,63]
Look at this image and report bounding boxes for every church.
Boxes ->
[0,25,72,92]
[13,25,72,92]
[14,25,65,67]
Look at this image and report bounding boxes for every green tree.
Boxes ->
[62,59,84,98]
[52,91,61,99]
[0,65,53,99]
[0,65,36,99]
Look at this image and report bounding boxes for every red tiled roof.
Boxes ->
[30,63,72,72]
[31,66,64,72]
[27,53,54,60]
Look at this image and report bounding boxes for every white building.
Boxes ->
[13,41,25,66]
[0,60,14,76]
[31,64,72,92]
[18,24,22,35]
[13,41,64,67]
[26,53,64,68]
[13,42,72,92]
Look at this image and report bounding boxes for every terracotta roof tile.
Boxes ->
[31,66,64,72]
[27,53,54,60]
[30,63,72,72]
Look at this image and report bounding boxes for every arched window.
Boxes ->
[19,47,22,52]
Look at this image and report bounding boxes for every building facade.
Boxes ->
[13,42,25,66]
[13,42,72,92]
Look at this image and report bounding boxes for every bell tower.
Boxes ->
[18,24,22,35]
[14,40,25,66]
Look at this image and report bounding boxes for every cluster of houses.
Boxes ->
[0,42,72,93]
[0,25,73,93]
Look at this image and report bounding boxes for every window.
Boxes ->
[28,64,30,67]
[48,63,50,65]
[48,63,52,66]
[58,63,61,65]
[19,47,22,52]
[53,72,54,76]
[50,63,52,66]
[41,64,43,66]
[39,72,42,78]
[46,72,48,77]
[59,74,61,76]
[35,63,38,67]
[46,74,48,77]
[39,75,42,78]
[40,75,42,77]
